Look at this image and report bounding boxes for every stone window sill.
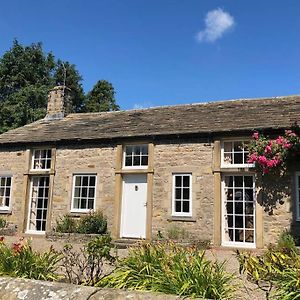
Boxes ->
[0,210,12,215]
[167,216,196,222]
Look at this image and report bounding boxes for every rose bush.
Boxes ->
[248,130,300,174]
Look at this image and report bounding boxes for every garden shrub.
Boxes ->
[98,242,235,299]
[77,211,107,234]
[0,238,61,281]
[56,214,77,233]
[237,232,300,300]
[55,211,107,235]
[61,235,116,285]
[0,218,6,229]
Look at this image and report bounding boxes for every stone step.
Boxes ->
[113,238,145,249]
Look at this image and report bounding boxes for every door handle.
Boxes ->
[144,202,147,207]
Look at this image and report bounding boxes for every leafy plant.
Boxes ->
[166,225,188,241]
[77,211,107,234]
[237,232,300,299]
[0,218,6,229]
[0,238,61,281]
[55,214,78,233]
[98,242,235,299]
[248,129,300,175]
[55,211,107,235]
[61,235,116,285]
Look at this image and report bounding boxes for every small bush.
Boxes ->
[77,212,107,234]
[0,218,6,229]
[98,242,234,299]
[56,214,77,233]
[55,211,107,235]
[166,225,188,241]
[0,238,61,281]
[61,235,116,285]
[237,231,300,299]
[276,230,298,254]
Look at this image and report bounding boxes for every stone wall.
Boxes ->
[259,171,297,245]
[152,139,215,243]
[0,276,195,299]
[51,143,117,231]
[0,148,27,233]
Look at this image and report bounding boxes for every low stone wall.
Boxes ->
[0,276,199,299]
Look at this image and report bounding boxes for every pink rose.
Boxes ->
[253,132,259,140]
[264,145,272,154]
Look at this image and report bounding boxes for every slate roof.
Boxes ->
[0,95,299,145]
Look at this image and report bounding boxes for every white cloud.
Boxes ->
[196,8,235,43]
[133,102,152,109]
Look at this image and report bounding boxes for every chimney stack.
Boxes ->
[46,86,72,120]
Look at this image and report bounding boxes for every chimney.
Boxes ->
[46,86,72,120]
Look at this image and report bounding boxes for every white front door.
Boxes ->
[222,175,256,248]
[121,174,147,239]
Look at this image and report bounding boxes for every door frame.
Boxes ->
[221,173,256,248]
[26,176,50,235]
[120,173,148,239]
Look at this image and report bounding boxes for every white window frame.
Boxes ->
[71,174,97,213]
[221,140,254,168]
[0,175,12,211]
[26,176,50,235]
[172,173,192,217]
[123,144,148,169]
[31,149,52,171]
[295,172,300,221]
[221,174,256,248]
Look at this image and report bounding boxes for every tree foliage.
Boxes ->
[0,40,119,133]
[84,80,119,112]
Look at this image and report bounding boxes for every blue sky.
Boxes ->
[0,1,299,110]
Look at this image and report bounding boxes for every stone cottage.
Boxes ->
[0,86,299,249]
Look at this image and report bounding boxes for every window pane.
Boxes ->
[125,156,132,166]
[73,198,79,209]
[226,189,233,200]
[126,146,133,156]
[233,152,243,164]
[82,187,87,197]
[183,188,189,199]
[175,188,181,199]
[175,176,182,187]
[182,201,190,213]
[234,189,243,201]
[88,188,95,198]
[81,198,87,209]
[227,215,233,228]
[89,176,96,186]
[134,146,141,155]
[133,156,140,166]
[234,176,243,187]
[224,142,232,152]
[88,199,94,209]
[244,176,253,188]
[182,176,190,187]
[75,176,81,186]
[82,176,89,186]
[235,216,244,229]
[141,156,148,166]
[235,202,243,214]
[175,201,181,212]
[224,153,232,164]
[141,145,148,155]
[234,141,243,151]
[226,201,233,214]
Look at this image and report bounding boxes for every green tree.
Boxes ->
[84,80,119,112]
[0,40,120,133]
